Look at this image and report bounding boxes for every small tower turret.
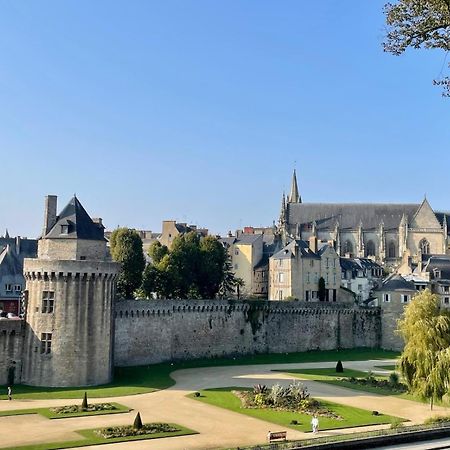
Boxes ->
[22,195,119,387]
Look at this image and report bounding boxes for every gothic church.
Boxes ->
[278,171,450,266]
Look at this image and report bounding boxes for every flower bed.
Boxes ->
[343,376,407,393]
[51,403,117,415]
[234,382,342,420]
[95,423,180,439]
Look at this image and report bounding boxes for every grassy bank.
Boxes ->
[0,348,398,400]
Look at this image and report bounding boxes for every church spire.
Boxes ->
[289,169,301,203]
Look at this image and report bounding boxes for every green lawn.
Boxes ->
[0,402,130,419]
[277,367,441,405]
[189,387,402,432]
[374,365,397,371]
[0,348,398,400]
[1,424,197,450]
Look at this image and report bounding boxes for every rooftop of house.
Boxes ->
[377,274,417,293]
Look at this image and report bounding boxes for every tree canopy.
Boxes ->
[142,232,229,299]
[397,289,450,408]
[110,227,146,299]
[383,1,450,96]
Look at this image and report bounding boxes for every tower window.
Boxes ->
[388,242,396,258]
[40,333,52,354]
[42,291,55,313]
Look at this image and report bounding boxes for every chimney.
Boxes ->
[92,218,103,226]
[309,236,318,253]
[43,195,57,236]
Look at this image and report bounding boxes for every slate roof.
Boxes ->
[272,239,320,260]
[340,257,382,272]
[0,245,23,277]
[44,196,105,240]
[423,255,450,280]
[287,203,422,230]
[377,274,416,292]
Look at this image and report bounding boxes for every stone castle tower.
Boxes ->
[21,195,119,387]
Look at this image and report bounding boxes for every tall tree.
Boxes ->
[383,0,450,96]
[148,241,169,264]
[198,236,227,298]
[110,228,146,299]
[219,254,238,299]
[397,289,450,409]
[318,277,326,301]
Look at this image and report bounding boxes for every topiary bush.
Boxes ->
[133,412,143,430]
[336,360,344,373]
[194,392,201,397]
[389,372,400,387]
[81,392,88,411]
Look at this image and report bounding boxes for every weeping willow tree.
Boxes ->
[397,289,450,409]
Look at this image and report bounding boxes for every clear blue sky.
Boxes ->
[1,1,449,238]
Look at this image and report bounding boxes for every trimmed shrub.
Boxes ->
[194,392,201,397]
[290,419,298,425]
[389,372,400,386]
[372,411,379,416]
[133,412,143,430]
[81,392,88,410]
[424,415,450,425]
[336,360,344,373]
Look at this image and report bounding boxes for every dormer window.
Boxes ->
[434,268,441,279]
[61,224,69,234]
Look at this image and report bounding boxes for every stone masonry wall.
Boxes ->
[114,300,381,366]
[0,320,23,385]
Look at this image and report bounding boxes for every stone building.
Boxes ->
[21,195,119,387]
[0,234,37,315]
[278,171,450,267]
[269,237,353,302]
[159,220,208,249]
[340,257,383,304]
[375,274,417,350]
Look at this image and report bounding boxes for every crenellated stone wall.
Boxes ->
[113,300,381,367]
[0,320,23,385]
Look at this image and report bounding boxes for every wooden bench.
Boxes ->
[267,431,287,443]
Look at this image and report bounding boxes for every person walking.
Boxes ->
[7,386,12,401]
[311,415,319,433]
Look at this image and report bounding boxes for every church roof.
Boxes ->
[44,196,105,241]
[287,203,422,230]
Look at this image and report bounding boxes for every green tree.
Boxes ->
[110,228,146,299]
[219,254,238,299]
[133,412,143,430]
[383,0,450,96]
[235,277,245,300]
[198,236,227,298]
[148,241,169,264]
[318,277,326,301]
[397,289,450,409]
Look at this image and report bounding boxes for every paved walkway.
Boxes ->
[0,359,448,450]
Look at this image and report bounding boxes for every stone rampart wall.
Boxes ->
[0,320,23,385]
[114,300,381,366]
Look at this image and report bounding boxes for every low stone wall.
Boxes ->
[113,300,381,367]
[0,319,23,385]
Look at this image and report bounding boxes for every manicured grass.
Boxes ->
[375,365,397,370]
[1,424,197,450]
[274,367,372,381]
[0,348,398,400]
[278,367,441,405]
[189,387,402,432]
[0,402,130,419]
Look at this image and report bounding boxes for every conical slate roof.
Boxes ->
[44,196,105,240]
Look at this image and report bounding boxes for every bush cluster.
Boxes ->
[96,423,179,439]
[235,382,341,419]
[51,403,117,414]
[424,415,450,425]
[344,372,406,393]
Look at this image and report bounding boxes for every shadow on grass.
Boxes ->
[0,348,399,400]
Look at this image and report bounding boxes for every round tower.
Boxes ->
[21,195,119,387]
